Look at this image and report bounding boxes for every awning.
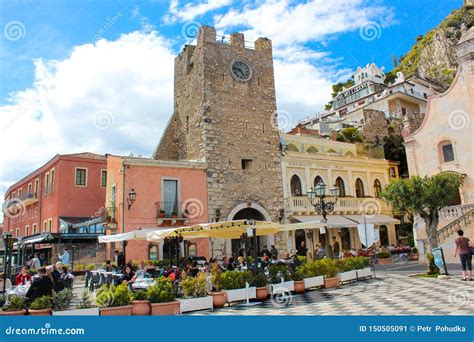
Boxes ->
[290,214,400,228]
[98,228,164,243]
[345,215,400,225]
[18,233,54,245]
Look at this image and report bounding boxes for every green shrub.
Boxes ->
[292,267,304,281]
[132,290,148,301]
[376,251,391,259]
[252,272,267,287]
[268,265,291,284]
[77,290,95,309]
[296,260,323,278]
[28,269,37,277]
[210,263,223,291]
[53,288,73,311]
[112,283,131,307]
[3,295,25,311]
[146,277,175,303]
[338,257,369,272]
[318,259,339,278]
[85,264,96,271]
[29,296,53,310]
[220,270,253,290]
[412,247,419,254]
[181,273,208,298]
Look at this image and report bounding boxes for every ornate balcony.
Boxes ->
[156,201,190,225]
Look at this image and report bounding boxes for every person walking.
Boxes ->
[58,248,70,264]
[28,253,41,270]
[454,229,472,281]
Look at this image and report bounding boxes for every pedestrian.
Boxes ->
[332,236,340,259]
[28,253,41,270]
[454,229,472,281]
[297,241,307,256]
[58,248,70,264]
[270,245,278,258]
[115,250,125,269]
[261,245,270,257]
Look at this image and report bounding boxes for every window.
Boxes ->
[441,142,455,163]
[290,175,302,196]
[163,179,179,216]
[75,168,87,186]
[43,221,47,232]
[18,188,22,196]
[335,177,346,197]
[241,159,253,170]
[50,168,55,192]
[32,224,37,235]
[286,144,299,152]
[314,176,323,188]
[25,226,29,236]
[16,228,20,238]
[101,170,107,187]
[45,172,50,194]
[34,179,39,198]
[48,219,52,232]
[306,146,318,153]
[373,179,382,198]
[355,178,365,198]
[326,148,337,154]
[111,184,116,208]
[27,183,32,194]
[148,244,159,261]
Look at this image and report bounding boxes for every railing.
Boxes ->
[286,196,392,214]
[437,208,474,244]
[18,192,35,201]
[103,207,117,223]
[156,201,183,218]
[439,204,474,224]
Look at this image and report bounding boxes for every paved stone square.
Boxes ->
[189,273,474,316]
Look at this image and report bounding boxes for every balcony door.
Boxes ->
[163,179,179,216]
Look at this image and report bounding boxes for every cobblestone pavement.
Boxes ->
[189,273,474,316]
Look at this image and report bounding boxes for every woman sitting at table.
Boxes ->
[104,260,116,272]
[26,268,53,301]
[15,266,32,286]
[119,265,136,285]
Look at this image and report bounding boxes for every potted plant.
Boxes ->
[97,283,132,316]
[210,263,227,308]
[268,265,294,294]
[180,273,213,313]
[376,251,392,265]
[28,295,53,316]
[319,259,339,288]
[52,288,73,314]
[299,261,324,289]
[253,273,268,301]
[409,247,419,261]
[158,210,166,218]
[337,258,358,283]
[147,277,180,315]
[171,210,178,218]
[221,270,255,303]
[292,268,305,293]
[68,290,99,315]
[131,289,150,315]
[353,256,371,279]
[1,295,26,316]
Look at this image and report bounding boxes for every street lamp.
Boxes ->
[2,233,17,294]
[127,189,137,209]
[306,181,339,257]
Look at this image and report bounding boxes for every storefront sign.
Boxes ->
[432,247,448,275]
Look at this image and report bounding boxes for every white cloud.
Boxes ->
[0,31,175,210]
[165,0,233,23]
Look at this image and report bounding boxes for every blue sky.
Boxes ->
[0,0,465,213]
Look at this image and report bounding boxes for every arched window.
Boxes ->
[379,225,389,246]
[326,148,337,154]
[345,151,355,157]
[314,176,323,188]
[306,146,318,153]
[286,144,299,152]
[439,141,455,163]
[355,178,365,198]
[290,175,302,196]
[373,179,382,198]
[335,177,346,197]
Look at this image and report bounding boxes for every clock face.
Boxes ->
[231,60,252,81]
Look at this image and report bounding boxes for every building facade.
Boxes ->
[2,153,107,265]
[280,132,400,255]
[404,27,474,261]
[153,26,284,257]
[103,155,209,261]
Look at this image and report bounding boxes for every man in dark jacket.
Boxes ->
[115,250,125,269]
[26,268,53,301]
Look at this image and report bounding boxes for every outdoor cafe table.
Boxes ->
[131,278,154,290]
[7,284,30,297]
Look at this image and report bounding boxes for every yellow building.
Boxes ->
[280,131,400,255]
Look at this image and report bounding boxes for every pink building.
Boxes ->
[2,153,107,265]
[103,155,209,262]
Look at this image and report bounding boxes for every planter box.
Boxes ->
[304,276,324,289]
[224,287,256,303]
[356,267,372,279]
[99,305,132,316]
[179,296,213,313]
[324,276,340,288]
[339,270,358,283]
[53,308,99,316]
[269,280,294,295]
[378,258,392,265]
[1,309,26,316]
[150,301,180,315]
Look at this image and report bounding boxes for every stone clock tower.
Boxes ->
[154,26,284,256]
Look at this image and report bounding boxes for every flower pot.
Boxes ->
[409,254,419,261]
[304,276,324,289]
[99,305,132,316]
[224,287,256,303]
[378,258,392,265]
[356,267,372,279]
[294,280,305,293]
[210,291,227,308]
[271,280,294,295]
[324,276,340,288]
[339,270,358,283]
[158,212,165,218]
[256,287,268,301]
[150,300,180,315]
[180,296,213,313]
[28,308,52,316]
[1,309,26,316]
[131,300,150,316]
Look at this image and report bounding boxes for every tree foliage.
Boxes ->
[336,127,364,143]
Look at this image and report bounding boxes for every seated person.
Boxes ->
[15,266,32,286]
[188,261,200,277]
[119,265,136,285]
[60,266,75,289]
[104,260,116,272]
[26,268,53,301]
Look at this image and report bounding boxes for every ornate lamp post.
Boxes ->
[2,233,17,294]
[306,181,340,257]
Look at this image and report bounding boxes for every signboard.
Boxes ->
[432,247,448,275]
[357,223,375,248]
[319,227,326,234]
